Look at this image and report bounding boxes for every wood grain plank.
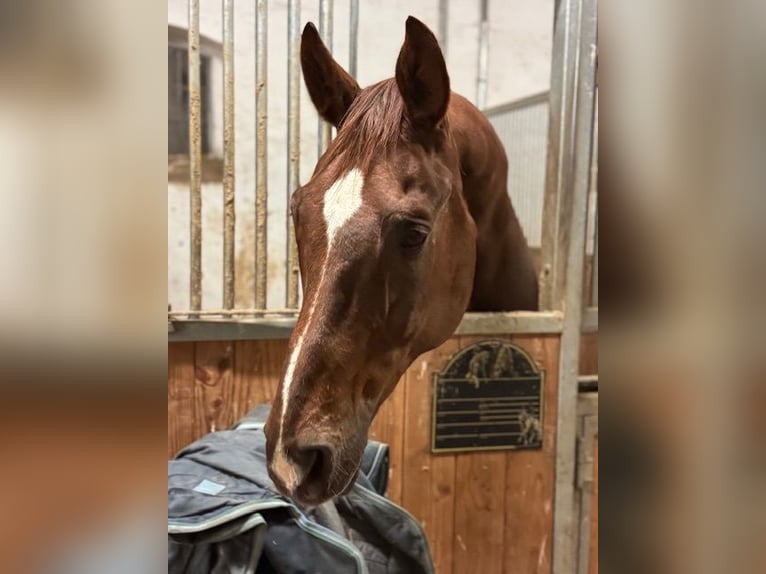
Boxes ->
[449,335,509,574]
[233,339,288,419]
[192,340,236,437]
[402,339,461,574]
[579,333,598,376]
[168,342,195,457]
[368,374,407,504]
[588,434,598,574]
[503,335,559,574]
[453,449,507,574]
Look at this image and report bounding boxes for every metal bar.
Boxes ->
[169,318,299,342]
[168,311,566,341]
[589,91,599,306]
[222,0,236,309]
[438,0,449,58]
[476,0,489,109]
[188,0,203,311]
[540,0,579,311]
[169,308,299,317]
[581,306,598,333]
[577,375,598,393]
[167,309,563,329]
[255,0,268,309]
[318,0,334,156]
[575,395,598,574]
[591,207,598,306]
[286,0,301,308]
[552,0,598,571]
[349,0,359,78]
[482,91,549,118]
[454,311,563,335]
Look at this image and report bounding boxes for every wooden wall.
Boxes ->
[589,434,599,574]
[580,333,598,376]
[168,333,587,573]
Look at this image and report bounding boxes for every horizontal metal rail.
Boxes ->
[168,311,566,341]
[169,308,299,317]
[483,91,549,118]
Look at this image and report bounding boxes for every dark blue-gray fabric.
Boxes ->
[168,405,434,574]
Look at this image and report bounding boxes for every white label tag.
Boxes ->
[193,479,226,495]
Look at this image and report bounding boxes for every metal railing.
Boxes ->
[169,0,597,340]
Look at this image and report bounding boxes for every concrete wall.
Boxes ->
[167,0,553,311]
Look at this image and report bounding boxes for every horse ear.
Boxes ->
[301,22,361,128]
[395,16,450,131]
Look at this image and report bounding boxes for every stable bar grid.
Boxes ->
[169,4,598,573]
[171,0,597,337]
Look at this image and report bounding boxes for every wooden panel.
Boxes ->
[168,333,563,574]
[589,434,598,574]
[446,334,557,574]
[192,340,237,436]
[233,339,288,415]
[402,340,461,574]
[450,335,507,574]
[579,333,598,376]
[167,340,288,456]
[168,342,195,458]
[368,374,407,504]
[453,449,507,573]
[503,335,559,574]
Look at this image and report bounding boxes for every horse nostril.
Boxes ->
[289,442,334,487]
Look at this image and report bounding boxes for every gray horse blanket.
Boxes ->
[168,405,434,574]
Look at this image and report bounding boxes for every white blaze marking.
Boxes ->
[322,168,364,241]
[274,168,364,488]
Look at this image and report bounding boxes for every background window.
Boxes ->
[168,45,209,155]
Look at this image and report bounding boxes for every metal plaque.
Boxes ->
[432,340,544,453]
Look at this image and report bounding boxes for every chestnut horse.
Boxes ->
[264,17,538,505]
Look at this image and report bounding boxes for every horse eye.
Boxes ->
[401,225,429,250]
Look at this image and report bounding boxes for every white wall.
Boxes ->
[167,0,553,311]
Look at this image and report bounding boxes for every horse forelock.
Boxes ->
[316,78,452,176]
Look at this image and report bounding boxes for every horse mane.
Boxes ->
[314,79,405,174]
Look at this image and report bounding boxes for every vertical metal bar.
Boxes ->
[476,0,489,109]
[589,89,599,307]
[222,0,236,309]
[349,0,359,79]
[318,0,334,156]
[286,0,301,308]
[188,0,203,311]
[540,0,578,311]
[552,0,598,571]
[255,0,268,310]
[438,0,449,58]
[575,401,598,574]
[591,208,598,306]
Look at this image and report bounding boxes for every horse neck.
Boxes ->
[448,93,539,311]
